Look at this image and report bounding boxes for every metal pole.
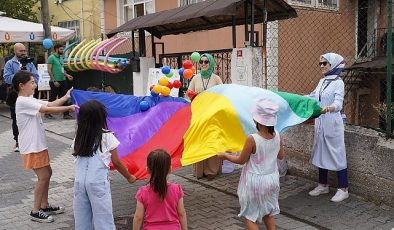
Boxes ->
[250,0,255,47]
[244,1,249,46]
[232,16,236,48]
[386,0,392,137]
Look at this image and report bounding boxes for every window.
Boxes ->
[288,0,339,10]
[179,0,205,7]
[58,20,80,39]
[121,0,155,23]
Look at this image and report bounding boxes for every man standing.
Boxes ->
[46,44,73,119]
[4,43,39,152]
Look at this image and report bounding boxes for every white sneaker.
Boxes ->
[14,146,19,152]
[308,184,329,196]
[331,189,349,202]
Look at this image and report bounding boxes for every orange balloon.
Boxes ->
[190,66,196,74]
[183,69,193,79]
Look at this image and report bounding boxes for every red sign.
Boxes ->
[237,50,243,57]
[4,32,10,41]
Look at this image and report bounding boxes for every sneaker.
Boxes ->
[63,114,73,120]
[42,204,65,215]
[14,143,19,152]
[331,189,349,202]
[30,209,54,223]
[45,114,54,119]
[308,184,329,196]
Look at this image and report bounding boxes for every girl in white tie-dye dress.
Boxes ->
[218,99,285,230]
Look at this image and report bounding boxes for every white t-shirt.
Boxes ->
[15,96,49,154]
[73,131,120,168]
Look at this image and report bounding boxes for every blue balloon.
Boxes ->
[150,90,159,97]
[43,38,53,50]
[139,101,150,111]
[162,66,171,75]
[178,68,184,76]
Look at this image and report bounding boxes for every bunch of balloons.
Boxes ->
[179,51,200,80]
[149,66,182,98]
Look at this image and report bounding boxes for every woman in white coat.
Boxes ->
[308,53,349,202]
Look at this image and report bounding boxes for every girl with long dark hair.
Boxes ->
[133,149,187,230]
[72,100,136,230]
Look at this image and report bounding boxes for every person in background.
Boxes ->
[187,53,223,180]
[4,43,39,152]
[46,44,74,119]
[307,52,349,202]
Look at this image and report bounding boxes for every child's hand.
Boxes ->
[127,175,137,184]
[217,152,227,160]
[69,104,79,112]
[65,87,74,99]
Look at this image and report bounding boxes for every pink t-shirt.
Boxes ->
[135,183,184,230]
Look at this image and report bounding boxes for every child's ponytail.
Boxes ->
[147,149,171,201]
[6,71,33,107]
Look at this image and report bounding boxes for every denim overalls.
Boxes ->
[73,152,115,230]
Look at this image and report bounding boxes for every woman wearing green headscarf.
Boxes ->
[187,53,223,180]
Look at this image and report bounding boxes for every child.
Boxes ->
[218,99,285,230]
[133,149,187,230]
[72,100,136,230]
[10,71,77,223]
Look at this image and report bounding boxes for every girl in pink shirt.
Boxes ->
[133,149,187,230]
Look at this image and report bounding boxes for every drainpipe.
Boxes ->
[386,0,392,137]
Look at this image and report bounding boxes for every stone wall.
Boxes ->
[282,124,394,207]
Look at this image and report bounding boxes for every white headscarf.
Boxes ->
[321,53,345,77]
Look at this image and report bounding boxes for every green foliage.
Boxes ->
[0,0,39,22]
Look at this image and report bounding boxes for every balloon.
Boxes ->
[161,86,171,96]
[149,85,155,91]
[158,77,169,86]
[182,60,193,69]
[187,90,197,100]
[178,68,184,76]
[183,69,194,79]
[167,82,173,89]
[153,85,162,94]
[173,80,181,89]
[139,101,150,111]
[190,52,201,63]
[43,38,53,50]
[190,66,196,74]
[165,71,174,78]
[162,66,171,75]
[150,90,159,97]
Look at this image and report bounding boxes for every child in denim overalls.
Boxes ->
[72,100,136,230]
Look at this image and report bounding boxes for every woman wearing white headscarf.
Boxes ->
[308,53,349,202]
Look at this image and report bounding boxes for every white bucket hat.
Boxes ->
[250,99,279,126]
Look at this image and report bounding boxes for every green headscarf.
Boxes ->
[200,53,215,79]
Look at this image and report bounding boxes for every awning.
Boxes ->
[0,16,76,43]
[108,0,297,38]
[346,57,394,71]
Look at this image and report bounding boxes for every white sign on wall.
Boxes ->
[146,68,180,97]
[37,64,51,91]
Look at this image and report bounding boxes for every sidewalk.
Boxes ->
[0,103,393,230]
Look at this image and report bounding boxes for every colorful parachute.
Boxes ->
[71,84,321,179]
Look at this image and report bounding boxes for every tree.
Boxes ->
[0,0,39,22]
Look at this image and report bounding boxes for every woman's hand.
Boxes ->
[321,106,332,114]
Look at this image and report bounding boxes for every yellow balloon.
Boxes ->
[161,86,171,96]
[153,85,162,94]
[158,77,169,86]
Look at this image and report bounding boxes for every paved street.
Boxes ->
[0,103,393,230]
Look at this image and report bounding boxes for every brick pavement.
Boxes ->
[0,104,393,230]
